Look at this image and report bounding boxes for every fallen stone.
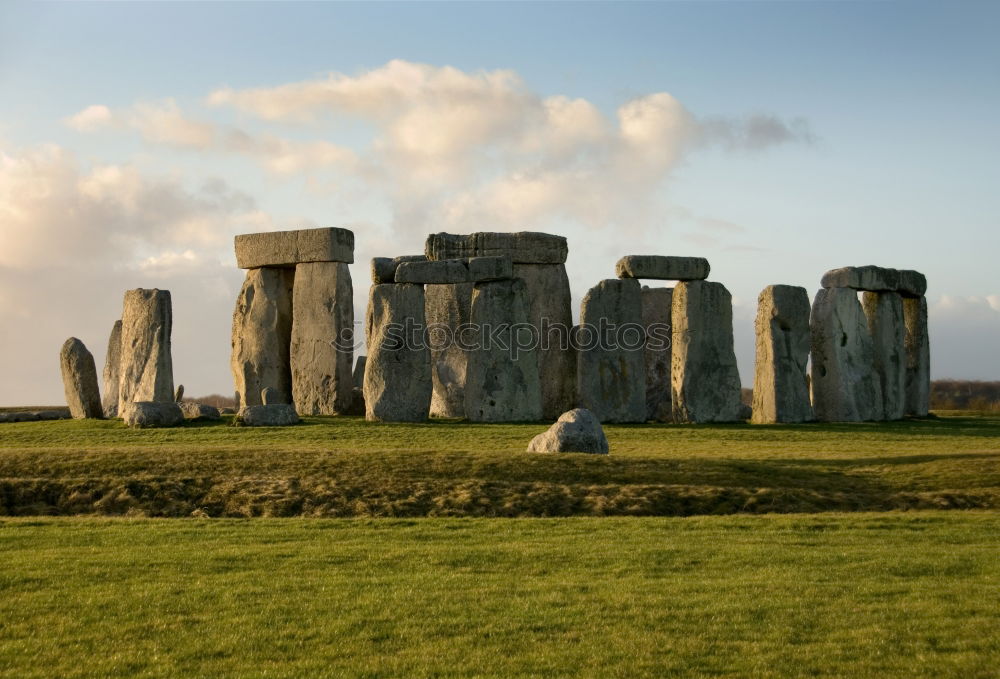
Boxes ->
[118,289,174,413]
[371,255,426,284]
[821,266,927,298]
[810,287,884,422]
[34,409,71,421]
[577,279,646,423]
[395,256,513,284]
[364,283,432,422]
[751,285,814,424]
[671,281,745,423]
[863,291,907,420]
[180,402,221,420]
[641,286,673,422]
[121,401,185,428]
[231,268,294,407]
[426,282,474,418]
[101,320,122,418]
[464,278,543,422]
[352,355,367,390]
[904,296,931,416]
[615,255,710,281]
[235,227,354,268]
[236,404,300,426]
[290,261,354,415]
[425,232,568,264]
[60,337,103,419]
[527,408,609,454]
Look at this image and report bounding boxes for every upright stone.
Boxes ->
[426,282,474,418]
[641,286,673,421]
[118,288,174,412]
[231,268,294,407]
[101,320,122,417]
[577,279,646,423]
[863,291,907,420]
[810,288,884,422]
[60,337,102,419]
[904,296,930,416]
[352,356,367,390]
[364,284,432,422]
[174,384,184,402]
[464,279,543,422]
[751,285,813,424]
[671,281,744,423]
[290,261,354,415]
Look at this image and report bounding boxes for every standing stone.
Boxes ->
[290,261,354,415]
[353,355,367,390]
[425,282,474,418]
[577,279,646,423]
[904,296,930,416]
[230,268,294,407]
[101,320,122,417]
[751,285,813,424]
[863,291,907,420]
[464,279,543,422]
[810,288,884,422]
[60,338,103,419]
[174,384,184,402]
[118,288,174,412]
[671,281,744,423]
[513,263,576,420]
[641,286,673,422]
[364,284,432,422]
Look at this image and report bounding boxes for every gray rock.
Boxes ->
[425,232,568,264]
[180,402,221,420]
[101,320,122,418]
[118,289,174,413]
[36,409,71,421]
[641,286,673,422]
[739,403,752,420]
[371,255,426,284]
[615,255,710,281]
[821,266,927,298]
[230,268,294,407]
[426,282,474,418]
[344,387,366,416]
[121,401,185,428]
[464,279,543,422]
[527,408,609,454]
[60,338,103,419]
[394,256,513,284]
[352,355,367,390]
[219,407,236,415]
[904,296,931,416]
[810,287,884,422]
[235,227,354,268]
[261,386,284,405]
[513,263,577,420]
[290,261,354,415]
[577,279,646,423]
[174,384,184,402]
[364,283,432,422]
[236,403,300,426]
[751,285,814,424]
[671,281,745,423]
[863,292,907,420]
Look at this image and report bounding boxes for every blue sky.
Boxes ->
[1,1,998,404]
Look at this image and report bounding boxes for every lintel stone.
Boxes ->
[235,227,354,268]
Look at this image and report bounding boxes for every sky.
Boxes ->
[1,0,998,405]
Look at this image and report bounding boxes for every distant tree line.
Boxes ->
[929,380,1000,411]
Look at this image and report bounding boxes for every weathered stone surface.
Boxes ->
[863,291,907,420]
[396,256,513,285]
[60,338,103,419]
[174,385,184,402]
[641,286,673,422]
[352,356,367,390]
[821,266,927,298]
[235,227,354,268]
[616,255,710,281]
[231,268,294,407]
[236,404,300,426]
[810,287,884,422]
[101,320,122,417]
[426,282,473,418]
[180,402,221,420]
[527,408,609,454]
[121,401,184,428]
[261,386,282,405]
[371,255,426,284]
[425,232,568,264]
[904,296,930,416]
[577,279,646,423]
[118,289,174,413]
[344,387,366,416]
[465,279,543,422]
[671,281,745,423]
[751,285,814,424]
[513,263,576,420]
[364,284,432,422]
[291,261,354,415]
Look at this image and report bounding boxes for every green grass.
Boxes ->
[1,413,999,516]
[1,513,997,678]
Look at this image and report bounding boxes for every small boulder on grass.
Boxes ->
[121,401,184,428]
[235,404,299,426]
[179,402,221,421]
[527,408,609,455]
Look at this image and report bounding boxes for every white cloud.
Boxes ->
[64,104,114,132]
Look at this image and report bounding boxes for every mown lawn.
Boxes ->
[1,413,998,516]
[0,513,997,678]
